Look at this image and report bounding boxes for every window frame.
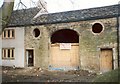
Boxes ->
[2,48,15,60]
[32,28,41,38]
[2,29,15,39]
[91,22,104,35]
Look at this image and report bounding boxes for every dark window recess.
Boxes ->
[12,49,14,57]
[92,23,103,33]
[8,49,10,57]
[51,29,79,43]
[4,50,6,57]
[12,30,14,37]
[4,31,6,37]
[33,28,40,37]
[8,30,10,37]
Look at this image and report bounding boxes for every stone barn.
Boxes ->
[0,4,120,73]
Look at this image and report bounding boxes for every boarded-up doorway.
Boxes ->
[50,43,79,70]
[50,29,79,70]
[100,48,113,72]
[26,50,34,67]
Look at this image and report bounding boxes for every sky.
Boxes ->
[0,0,120,13]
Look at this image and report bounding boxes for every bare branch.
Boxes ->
[15,0,27,10]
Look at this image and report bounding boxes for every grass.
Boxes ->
[92,68,119,83]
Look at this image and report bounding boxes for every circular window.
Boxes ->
[33,28,40,37]
[92,23,103,33]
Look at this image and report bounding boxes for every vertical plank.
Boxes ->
[6,30,8,38]
[2,31,4,38]
[10,30,12,38]
[10,49,12,58]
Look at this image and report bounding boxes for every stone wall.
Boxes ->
[25,26,49,69]
[25,17,118,72]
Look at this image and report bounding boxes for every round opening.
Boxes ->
[92,23,103,33]
[33,28,40,37]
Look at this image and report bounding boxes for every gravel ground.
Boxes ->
[1,66,97,83]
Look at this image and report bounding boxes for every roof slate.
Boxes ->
[8,4,120,27]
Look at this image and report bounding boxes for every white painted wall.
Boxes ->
[2,27,25,67]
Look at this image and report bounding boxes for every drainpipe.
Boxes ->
[118,2,120,67]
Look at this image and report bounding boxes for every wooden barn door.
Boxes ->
[50,43,79,70]
[100,48,113,72]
